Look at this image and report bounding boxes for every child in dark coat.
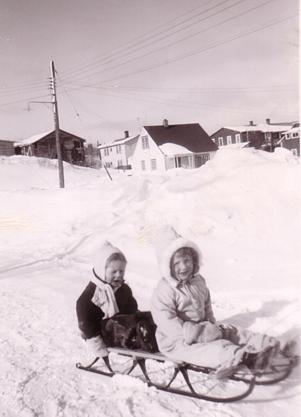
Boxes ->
[76,241,138,358]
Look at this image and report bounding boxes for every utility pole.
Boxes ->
[50,60,65,188]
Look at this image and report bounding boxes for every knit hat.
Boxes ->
[93,240,126,282]
[154,225,202,283]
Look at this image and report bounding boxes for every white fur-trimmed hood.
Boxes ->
[154,226,202,286]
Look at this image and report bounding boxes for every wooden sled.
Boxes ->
[76,347,298,403]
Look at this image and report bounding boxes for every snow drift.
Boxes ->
[0,148,300,417]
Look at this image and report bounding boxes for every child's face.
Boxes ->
[171,252,194,282]
[105,260,126,289]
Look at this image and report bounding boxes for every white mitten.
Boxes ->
[184,321,222,345]
[85,335,108,358]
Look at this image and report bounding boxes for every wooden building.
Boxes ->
[15,129,86,165]
[0,139,15,156]
[210,119,296,151]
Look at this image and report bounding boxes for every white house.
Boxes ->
[98,131,139,169]
[278,124,300,156]
[131,120,218,173]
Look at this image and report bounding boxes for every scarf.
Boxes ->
[91,269,119,319]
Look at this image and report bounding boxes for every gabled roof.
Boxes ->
[211,122,296,136]
[17,129,86,146]
[98,134,139,149]
[226,123,292,133]
[282,126,300,134]
[18,130,54,146]
[144,123,217,153]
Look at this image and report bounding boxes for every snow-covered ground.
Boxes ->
[0,149,300,417]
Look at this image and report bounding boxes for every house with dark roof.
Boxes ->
[15,129,86,165]
[131,120,217,173]
[210,119,297,151]
[98,131,139,169]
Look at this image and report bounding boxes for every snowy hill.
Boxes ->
[0,150,300,416]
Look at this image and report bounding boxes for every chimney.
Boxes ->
[249,121,254,126]
[124,130,129,138]
[266,118,270,124]
[163,119,169,128]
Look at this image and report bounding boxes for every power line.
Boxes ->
[59,0,221,79]
[0,78,49,92]
[0,84,50,100]
[62,81,296,93]
[97,14,296,85]
[61,0,252,82]
[64,83,256,113]
[62,0,279,84]
[56,71,81,120]
[0,94,51,109]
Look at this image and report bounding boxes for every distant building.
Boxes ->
[15,129,86,165]
[210,119,296,151]
[85,143,102,168]
[278,123,300,156]
[98,131,139,169]
[131,120,217,173]
[0,139,15,156]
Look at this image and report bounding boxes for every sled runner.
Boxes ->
[76,347,298,403]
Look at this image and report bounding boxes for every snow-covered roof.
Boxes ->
[15,129,86,147]
[159,142,192,156]
[282,126,300,135]
[0,138,15,143]
[18,130,54,146]
[224,124,293,133]
[98,135,138,149]
[277,125,300,144]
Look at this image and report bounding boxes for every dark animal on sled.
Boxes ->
[101,311,159,353]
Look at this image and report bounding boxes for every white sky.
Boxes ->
[0,0,299,144]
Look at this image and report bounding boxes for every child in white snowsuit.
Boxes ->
[76,241,138,358]
[151,227,279,374]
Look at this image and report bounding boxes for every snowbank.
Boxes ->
[0,149,300,416]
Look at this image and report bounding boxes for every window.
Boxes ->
[151,158,157,170]
[116,145,122,154]
[110,147,112,152]
[226,135,232,145]
[218,137,223,146]
[235,134,241,143]
[141,135,149,149]
[286,134,290,139]
[195,154,210,168]
[292,132,299,138]
[141,160,146,171]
